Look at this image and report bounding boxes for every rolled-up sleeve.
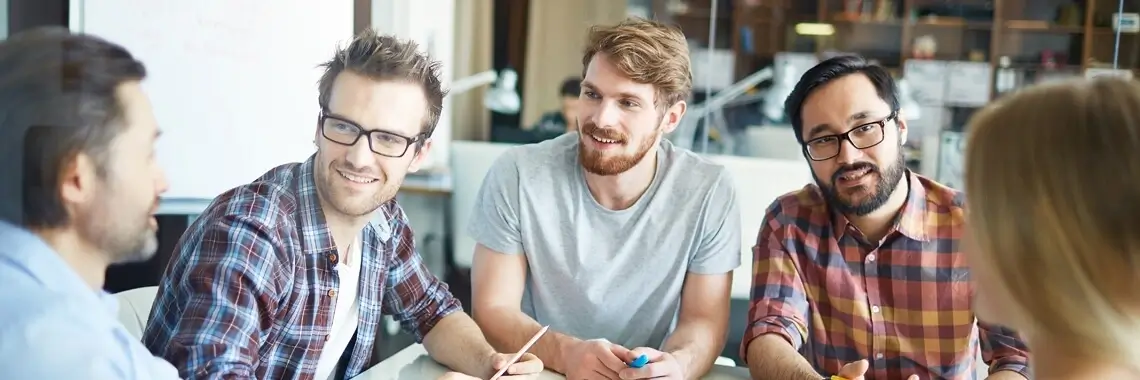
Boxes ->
[739,201,810,362]
[144,215,287,379]
[979,321,1031,378]
[381,205,462,341]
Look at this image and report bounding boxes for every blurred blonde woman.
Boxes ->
[965,77,1140,379]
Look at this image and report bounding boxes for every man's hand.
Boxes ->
[559,339,629,380]
[610,346,685,380]
[489,352,544,378]
[835,360,918,380]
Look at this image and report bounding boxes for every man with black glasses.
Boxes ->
[740,55,1031,380]
[142,29,541,380]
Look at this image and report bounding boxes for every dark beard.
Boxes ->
[813,144,907,216]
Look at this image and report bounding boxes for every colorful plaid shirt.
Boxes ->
[741,172,1030,379]
[143,156,461,380]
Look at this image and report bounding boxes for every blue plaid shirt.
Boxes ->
[143,156,461,379]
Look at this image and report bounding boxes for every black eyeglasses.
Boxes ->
[318,109,426,158]
[802,112,896,161]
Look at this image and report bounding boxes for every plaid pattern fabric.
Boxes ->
[741,172,1029,379]
[143,156,461,380]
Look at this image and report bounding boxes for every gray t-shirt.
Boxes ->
[469,132,742,349]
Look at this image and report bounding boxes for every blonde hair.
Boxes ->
[965,77,1140,366]
[581,18,692,109]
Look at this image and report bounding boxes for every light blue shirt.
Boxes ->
[0,221,181,379]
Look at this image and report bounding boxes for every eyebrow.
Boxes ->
[806,110,874,139]
[581,80,649,104]
[325,110,411,137]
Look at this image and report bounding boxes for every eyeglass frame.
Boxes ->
[801,111,897,161]
[317,108,428,158]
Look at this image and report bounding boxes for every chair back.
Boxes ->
[114,286,159,340]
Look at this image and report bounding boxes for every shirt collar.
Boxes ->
[831,171,931,242]
[294,155,337,256]
[0,220,119,313]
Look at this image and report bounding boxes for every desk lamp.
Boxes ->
[761,62,797,122]
[671,67,774,151]
[447,68,521,114]
[897,78,922,120]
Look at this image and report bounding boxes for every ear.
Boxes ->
[660,100,687,134]
[895,111,909,145]
[407,138,434,173]
[58,152,100,212]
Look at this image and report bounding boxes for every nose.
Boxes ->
[593,101,621,128]
[154,165,169,195]
[344,136,375,168]
[833,137,866,165]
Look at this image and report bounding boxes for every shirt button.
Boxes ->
[871,305,881,313]
[867,254,877,262]
[327,253,338,264]
[875,353,884,359]
[327,289,337,297]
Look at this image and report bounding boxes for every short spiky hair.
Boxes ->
[581,18,692,109]
[317,29,447,137]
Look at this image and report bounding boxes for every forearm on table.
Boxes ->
[474,306,581,374]
[662,318,726,379]
[745,334,819,380]
[979,322,1031,379]
[422,312,498,378]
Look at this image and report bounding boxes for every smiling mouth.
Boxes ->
[337,169,378,184]
[838,167,873,181]
[589,134,622,144]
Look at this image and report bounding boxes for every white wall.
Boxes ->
[76,0,354,200]
[370,0,455,172]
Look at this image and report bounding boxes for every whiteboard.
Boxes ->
[71,0,354,199]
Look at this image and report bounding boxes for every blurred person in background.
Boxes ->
[530,77,582,133]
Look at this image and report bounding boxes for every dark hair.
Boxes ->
[560,77,581,97]
[317,29,446,137]
[0,26,147,228]
[784,55,899,143]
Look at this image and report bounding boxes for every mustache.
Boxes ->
[832,162,878,182]
[580,121,626,141]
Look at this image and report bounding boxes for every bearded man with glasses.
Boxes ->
[740,55,1031,380]
[142,29,542,380]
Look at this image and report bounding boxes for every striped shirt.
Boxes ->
[143,156,461,380]
[741,172,1030,379]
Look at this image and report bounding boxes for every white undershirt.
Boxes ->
[315,235,363,380]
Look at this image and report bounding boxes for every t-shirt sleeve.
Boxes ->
[689,168,743,274]
[466,149,525,255]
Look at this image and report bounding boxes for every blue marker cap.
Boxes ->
[630,354,649,368]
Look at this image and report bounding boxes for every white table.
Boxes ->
[355,344,750,380]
